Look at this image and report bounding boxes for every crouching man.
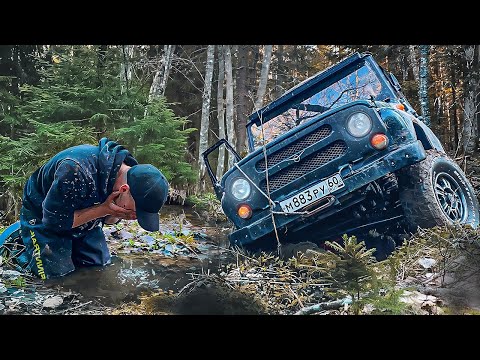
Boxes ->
[15,137,168,279]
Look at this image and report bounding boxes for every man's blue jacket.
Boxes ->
[19,138,138,278]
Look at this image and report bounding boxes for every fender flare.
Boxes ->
[412,118,445,153]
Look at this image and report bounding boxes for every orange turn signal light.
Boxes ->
[395,103,405,111]
[371,133,389,150]
[238,204,253,219]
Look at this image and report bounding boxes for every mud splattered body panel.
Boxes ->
[202,53,442,250]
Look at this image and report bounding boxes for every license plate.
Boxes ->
[279,173,345,213]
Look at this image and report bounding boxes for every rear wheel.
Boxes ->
[0,221,27,271]
[398,150,479,230]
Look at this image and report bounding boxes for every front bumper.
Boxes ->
[229,140,426,247]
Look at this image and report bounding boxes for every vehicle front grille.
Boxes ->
[261,140,347,193]
[256,125,332,171]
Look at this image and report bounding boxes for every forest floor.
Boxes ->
[2,157,480,315]
[110,156,480,315]
[3,221,480,315]
[109,225,480,315]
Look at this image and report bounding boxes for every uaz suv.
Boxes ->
[203,52,479,255]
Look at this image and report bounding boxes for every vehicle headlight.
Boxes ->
[231,178,251,200]
[346,112,372,137]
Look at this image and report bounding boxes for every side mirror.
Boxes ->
[202,139,241,198]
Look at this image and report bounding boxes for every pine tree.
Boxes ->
[113,97,197,187]
[321,235,379,314]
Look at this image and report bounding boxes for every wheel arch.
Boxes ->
[398,149,479,229]
[412,118,446,153]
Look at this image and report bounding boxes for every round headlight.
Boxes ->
[231,178,251,200]
[346,112,372,137]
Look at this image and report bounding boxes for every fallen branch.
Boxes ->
[54,301,93,315]
[294,297,351,315]
[288,285,304,308]
[175,238,200,255]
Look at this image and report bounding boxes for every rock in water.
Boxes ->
[43,296,63,309]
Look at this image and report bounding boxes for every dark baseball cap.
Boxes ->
[127,164,169,231]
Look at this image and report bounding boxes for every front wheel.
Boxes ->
[398,150,479,230]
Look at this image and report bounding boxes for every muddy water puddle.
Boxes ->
[43,205,235,309]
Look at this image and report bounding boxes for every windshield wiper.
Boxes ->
[290,103,329,113]
[291,104,329,125]
[325,83,370,111]
[290,82,373,126]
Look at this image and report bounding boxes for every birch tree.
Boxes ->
[120,45,134,94]
[409,45,419,82]
[197,45,215,191]
[462,45,479,155]
[275,45,286,98]
[235,45,249,155]
[224,45,236,168]
[216,45,226,180]
[418,45,431,127]
[254,45,273,110]
[148,45,176,102]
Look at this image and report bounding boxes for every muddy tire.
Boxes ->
[398,150,479,230]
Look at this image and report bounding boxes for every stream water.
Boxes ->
[43,205,235,309]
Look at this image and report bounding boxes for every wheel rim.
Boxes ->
[434,172,467,222]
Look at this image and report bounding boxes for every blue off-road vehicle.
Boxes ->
[203,52,479,256]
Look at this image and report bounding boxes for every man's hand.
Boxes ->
[73,191,136,229]
[101,191,136,220]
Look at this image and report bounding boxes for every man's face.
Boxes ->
[116,191,136,211]
[114,184,137,219]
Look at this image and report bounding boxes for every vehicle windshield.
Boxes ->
[250,62,388,149]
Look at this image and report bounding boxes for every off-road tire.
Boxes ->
[398,149,479,230]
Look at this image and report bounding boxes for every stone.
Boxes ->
[43,296,63,309]
[418,257,436,269]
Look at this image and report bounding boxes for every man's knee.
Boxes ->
[72,227,110,267]
[20,222,75,279]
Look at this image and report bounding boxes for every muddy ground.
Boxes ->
[2,155,480,315]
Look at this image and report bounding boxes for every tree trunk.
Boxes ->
[462,45,479,155]
[197,45,215,191]
[432,58,441,127]
[216,45,227,181]
[450,50,459,151]
[120,45,134,95]
[409,45,419,82]
[438,57,449,148]
[224,45,236,168]
[255,45,273,110]
[160,45,175,96]
[147,45,176,102]
[419,45,431,127]
[275,45,286,99]
[249,46,260,98]
[235,45,249,155]
[97,45,108,86]
[12,46,27,86]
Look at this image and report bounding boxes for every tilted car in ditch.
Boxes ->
[203,52,479,257]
